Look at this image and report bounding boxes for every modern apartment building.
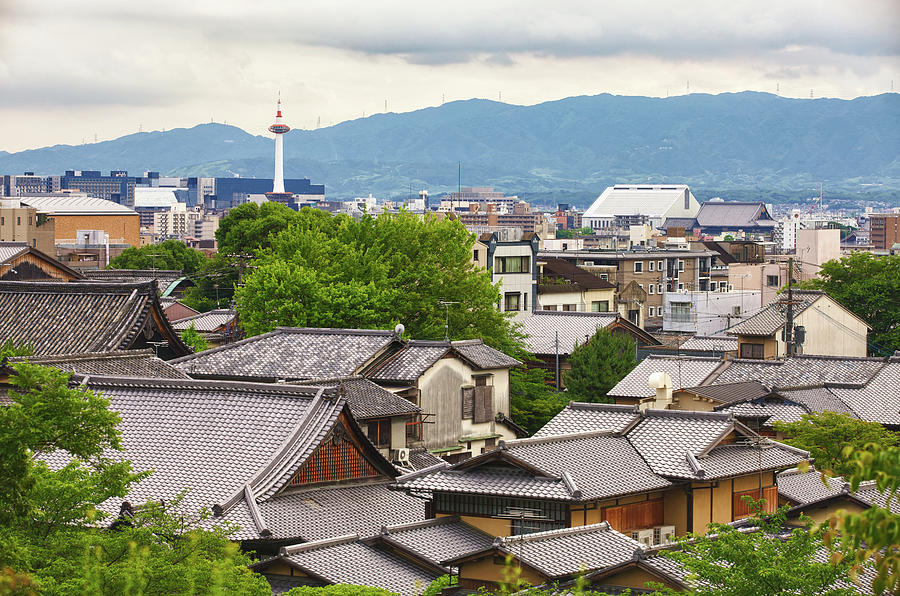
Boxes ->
[0,201,55,253]
[869,213,900,251]
[61,170,136,208]
[476,231,539,320]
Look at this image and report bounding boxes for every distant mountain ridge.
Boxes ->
[2,92,898,200]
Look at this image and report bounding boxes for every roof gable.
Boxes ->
[0,242,84,281]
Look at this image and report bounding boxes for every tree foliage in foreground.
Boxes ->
[108,239,207,275]
[799,252,900,353]
[563,328,637,402]
[234,207,520,353]
[181,322,210,353]
[0,363,268,595]
[773,412,900,478]
[824,444,900,595]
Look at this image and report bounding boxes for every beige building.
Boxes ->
[15,195,140,247]
[795,228,840,280]
[0,201,55,253]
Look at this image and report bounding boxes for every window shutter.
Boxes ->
[462,387,475,419]
[473,386,493,423]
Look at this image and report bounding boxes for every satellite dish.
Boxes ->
[394,323,405,337]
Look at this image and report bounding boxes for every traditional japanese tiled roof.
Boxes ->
[40,375,402,541]
[171,309,236,333]
[226,481,426,542]
[678,335,738,352]
[5,349,189,379]
[534,403,641,437]
[694,201,777,229]
[711,355,886,388]
[719,400,810,425]
[827,361,900,427]
[0,280,190,357]
[777,468,900,514]
[520,311,659,357]
[265,535,441,596]
[398,430,672,501]
[774,386,858,418]
[725,291,821,337]
[365,339,520,383]
[172,327,400,381]
[680,381,771,405]
[449,523,645,580]
[608,355,725,399]
[540,258,617,290]
[378,516,494,569]
[83,269,184,295]
[0,242,84,281]
[293,376,420,419]
[407,449,447,471]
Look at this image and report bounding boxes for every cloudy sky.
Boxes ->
[1,0,898,152]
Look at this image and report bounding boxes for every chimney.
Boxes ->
[641,371,673,411]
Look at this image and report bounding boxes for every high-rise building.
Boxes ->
[869,213,900,251]
[61,170,136,208]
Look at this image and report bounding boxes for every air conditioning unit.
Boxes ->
[631,529,655,547]
[658,525,676,544]
[392,448,411,467]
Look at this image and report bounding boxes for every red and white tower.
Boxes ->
[267,95,291,197]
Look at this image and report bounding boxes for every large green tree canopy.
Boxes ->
[562,328,637,402]
[799,253,900,354]
[233,207,520,353]
[108,239,207,274]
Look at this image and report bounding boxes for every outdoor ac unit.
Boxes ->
[393,448,411,467]
[658,525,676,545]
[632,529,655,547]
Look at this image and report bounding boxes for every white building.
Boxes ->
[663,290,762,335]
[476,232,539,321]
[583,185,701,232]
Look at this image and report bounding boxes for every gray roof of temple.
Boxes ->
[608,355,725,398]
[520,311,659,356]
[225,481,426,542]
[293,376,420,419]
[711,355,886,388]
[171,327,399,380]
[0,280,189,357]
[379,517,495,569]
[365,339,521,383]
[269,535,441,596]
[694,201,777,229]
[534,403,641,437]
[455,523,645,579]
[83,269,184,295]
[170,309,236,333]
[399,430,671,501]
[0,242,84,280]
[6,349,189,379]
[777,468,900,514]
[678,335,738,352]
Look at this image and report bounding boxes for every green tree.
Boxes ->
[799,253,900,353]
[510,366,568,436]
[0,363,269,595]
[824,443,900,595]
[181,322,210,353]
[773,412,899,478]
[0,339,32,361]
[562,328,637,402]
[108,239,207,274]
[659,500,853,596]
[555,229,574,239]
[181,252,240,311]
[234,209,519,353]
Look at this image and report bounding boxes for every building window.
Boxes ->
[599,274,609,281]
[766,275,779,287]
[591,301,609,312]
[367,418,391,448]
[671,302,692,322]
[658,260,664,271]
[504,293,520,311]
[495,256,530,273]
[634,261,643,273]
[678,259,685,272]
[740,343,765,359]
[649,307,655,317]
[473,249,479,262]
[719,281,728,291]
[406,416,423,442]
[649,261,655,272]
[678,283,685,290]
[649,285,655,294]
[733,306,742,316]
[543,305,557,311]
[657,284,663,293]
[16,217,21,226]
[562,304,576,311]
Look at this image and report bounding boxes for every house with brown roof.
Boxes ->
[0,242,84,282]
[0,280,190,359]
[171,308,240,346]
[537,257,616,313]
[726,289,870,359]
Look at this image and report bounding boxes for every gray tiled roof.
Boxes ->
[293,376,420,419]
[520,312,620,356]
[681,381,770,405]
[451,340,522,369]
[493,522,644,579]
[401,463,573,500]
[0,281,189,357]
[695,202,776,229]
[678,335,738,352]
[777,468,900,514]
[366,339,520,383]
[230,481,426,542]
[379,516,494,568]
[407,449,446,471]
[171,309,236,333]
[828,362,900,426]
[726,292,819,336]
[276,536,440,596]
[775,386,857,417]
[83,269,183,295]
[697,444,809,479]
[608,355,724,399]
[711,355,886,388]
[0,242,28,263]
[534,403,641,437]
[719,400,810,425]
[172,327,398,381]
[7,349,189,379]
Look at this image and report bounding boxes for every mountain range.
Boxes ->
[2,92,898,203]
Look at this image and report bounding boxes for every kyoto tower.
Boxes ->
[266,95,292,201]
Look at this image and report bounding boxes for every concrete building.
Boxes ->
[869,213,900,251]
[537,258,616,313]
[0,201,55,253]
[583,185,700,233]
[796,228,840,279]
[15,195,140,247]
[61,170,136,208]
[2,173,60,196]
[663,290,762,335]
[476,232,539,320]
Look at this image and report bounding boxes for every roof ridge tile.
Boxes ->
[497,522,612,545]
[281,534,360,555]
[502,429,618,448]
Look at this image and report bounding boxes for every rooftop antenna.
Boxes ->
[810,89,813,99]
[442,92,445,105]
[686,80,690,94]
[316,116,321,128]
[384,99,387,112]
[776,82,779,95]
[439,301,459,341]
[499,91,502,102]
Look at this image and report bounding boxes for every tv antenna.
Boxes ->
[493,506,551,559]
[438,300,459,341]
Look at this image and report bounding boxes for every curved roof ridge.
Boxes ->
[281,534,359,555]
[502,429,618,448]
[497,521,612,545]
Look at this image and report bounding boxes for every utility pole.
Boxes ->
[555,330,560,391]
[785,257,794,357]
